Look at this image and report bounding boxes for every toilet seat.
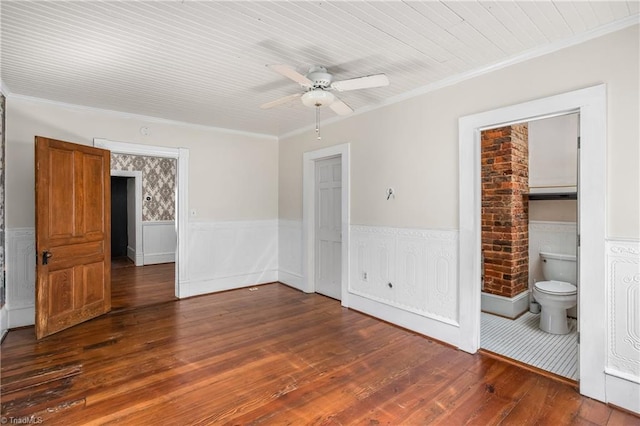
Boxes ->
[534,280,576,295]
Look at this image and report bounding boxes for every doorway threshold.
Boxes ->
[481,311,578,381]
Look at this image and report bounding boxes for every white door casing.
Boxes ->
[315,156,342,300]
[458,85,606,401]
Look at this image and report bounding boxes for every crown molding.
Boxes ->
[279,15,639,140]
[9,93,278,141]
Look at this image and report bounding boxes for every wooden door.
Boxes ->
[35,136,111,339]
[315,156,342,300]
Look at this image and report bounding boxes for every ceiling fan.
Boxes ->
[260,64,389,116]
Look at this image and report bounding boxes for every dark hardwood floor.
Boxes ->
[2,277,638,424]
[110,257,176,310]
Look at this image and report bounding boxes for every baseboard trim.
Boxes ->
[127,246,143,266]
[7,304,35,328]
[277,270,303,291]
[180,270,279,298]
[605,373,640,415]
[347,292,460,349]
[143,252,176,265]
[481,290,530,319]
[0,305,8,340]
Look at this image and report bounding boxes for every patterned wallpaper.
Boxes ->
[0,93,5,307]
[111,153,176,222]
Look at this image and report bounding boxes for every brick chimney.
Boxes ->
[481,124,529,299]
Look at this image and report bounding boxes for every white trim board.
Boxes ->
[0,306,7,341]
[94,138,189,299]
[302,143,351,306]
[459,85,607,402]
[481,291,531,319]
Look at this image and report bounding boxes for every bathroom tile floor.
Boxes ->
[481,311,578,381]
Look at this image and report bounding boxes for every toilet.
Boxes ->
[532,251,577,334]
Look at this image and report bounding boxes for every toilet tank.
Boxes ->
[540,251,577,285]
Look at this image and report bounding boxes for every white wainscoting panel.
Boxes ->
[529,221,577,287]
[184,220,278,297]
[605,239,640,414]
[350,225,459,325]
[278,220,303,290]
[6,228,36,327]
[143,221,176,265]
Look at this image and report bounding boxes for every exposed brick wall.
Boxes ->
[481,124,529,298]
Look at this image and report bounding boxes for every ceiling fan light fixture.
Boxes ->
[301,90,335,108]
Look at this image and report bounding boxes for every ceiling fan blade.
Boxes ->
[267,64,313,87]
[329,97,353,116]
[260,93,301,109]
[331,74,389,92]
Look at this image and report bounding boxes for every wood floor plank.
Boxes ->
[110,258,176,310]
[1,267,638,425]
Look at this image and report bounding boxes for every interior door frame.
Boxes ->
[110,170,143,266]
[458,85,606,400]
[94,138,189,299]
[302,143,350,306]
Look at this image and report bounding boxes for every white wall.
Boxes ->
[529,113,579,191]
[6,97,278,229]
[529,200,577,222]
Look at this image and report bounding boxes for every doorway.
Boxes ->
[94,138,189,302]
[458,85,607,401]
[111,176,131,259]
[109,171,176,310]
[478,113,579,382]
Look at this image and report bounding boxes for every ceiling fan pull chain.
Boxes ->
[316,105,321,140]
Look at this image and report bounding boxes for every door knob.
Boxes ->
[42,251,53,265]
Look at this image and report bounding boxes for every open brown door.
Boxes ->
[35,137,111,339]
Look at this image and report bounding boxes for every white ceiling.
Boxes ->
[2,1,638,137]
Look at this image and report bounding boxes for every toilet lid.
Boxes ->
[535,280,576,295]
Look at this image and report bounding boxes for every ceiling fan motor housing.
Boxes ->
[301,89,335,108]
[306,66,332,88]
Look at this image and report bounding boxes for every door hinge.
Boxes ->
[577,234,581,247]
[577,136,581,149]
[577,332,580,344]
